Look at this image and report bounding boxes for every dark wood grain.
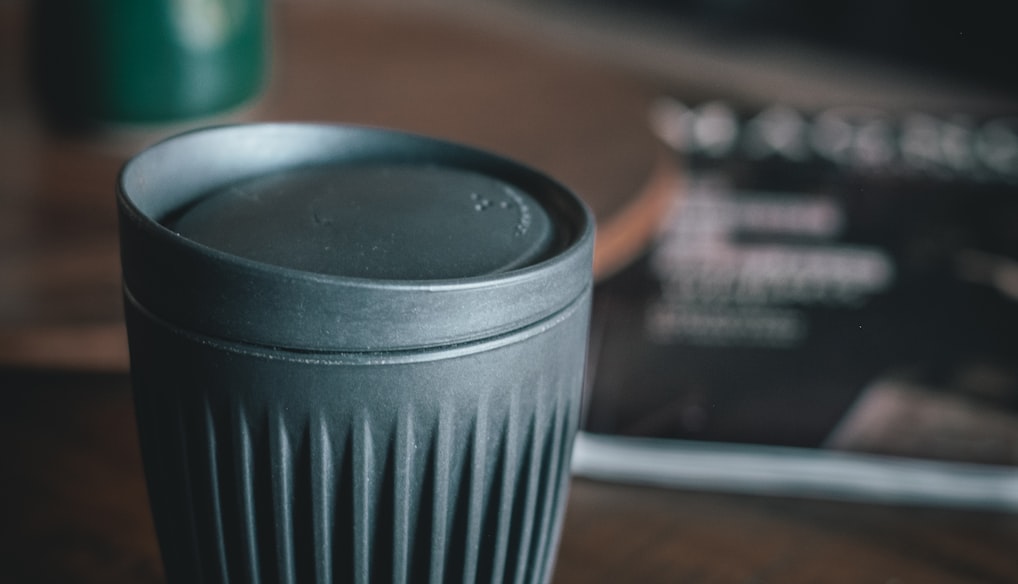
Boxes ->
[2,371,1016,583]
[557,481,1018,584]
[0,372,161,584]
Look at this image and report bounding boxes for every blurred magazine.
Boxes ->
[574,98,1018,511]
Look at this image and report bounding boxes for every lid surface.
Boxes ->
[167,164,556,280]
[117,124,594,352]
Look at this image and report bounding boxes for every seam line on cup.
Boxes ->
[122,284,592,366]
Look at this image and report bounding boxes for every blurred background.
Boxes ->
[3,0,1018,466]
[444,0,1018,109]
[527,0,1018,97]
[3,1,1018,582]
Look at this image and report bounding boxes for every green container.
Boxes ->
[32,0,266,125]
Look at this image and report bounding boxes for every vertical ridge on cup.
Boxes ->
[119,124,593,584]
[128,295,586,583]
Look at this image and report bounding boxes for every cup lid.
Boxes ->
[118,124,594,351]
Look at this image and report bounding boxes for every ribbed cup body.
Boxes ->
[125,289,590,584]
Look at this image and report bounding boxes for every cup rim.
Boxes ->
[118,123,595,352]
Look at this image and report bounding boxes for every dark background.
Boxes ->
[564,0,1016,96]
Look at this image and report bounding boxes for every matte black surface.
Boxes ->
[169,164,556,280]
[118,124,594,351]
[118,124,595,584]
[126,289,590,584]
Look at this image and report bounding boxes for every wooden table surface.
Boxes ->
[2,1,1017,583]
[2,370,1017,584]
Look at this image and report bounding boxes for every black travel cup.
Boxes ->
[117,124,594,584]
